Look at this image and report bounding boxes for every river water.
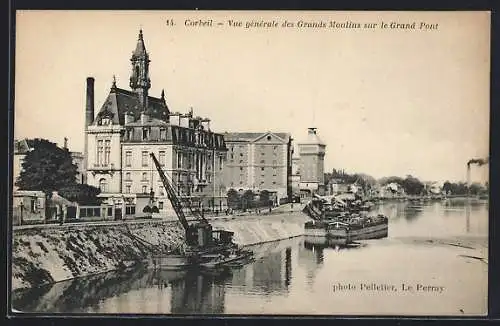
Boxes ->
[12,198,488,316]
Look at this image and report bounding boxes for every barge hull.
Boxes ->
[329,224,388,241]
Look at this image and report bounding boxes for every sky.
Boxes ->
[14,11,490,184]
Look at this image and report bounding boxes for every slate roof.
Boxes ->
[298,128,325,146]
[132,29,148,59]
[93,87,169,126]
[223,132,291,142]
[125,117,168,127]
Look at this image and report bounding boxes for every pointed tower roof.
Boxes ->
[132,29,148,59]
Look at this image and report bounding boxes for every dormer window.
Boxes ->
[159,128,166,140]
[98,109,114,126]
[142,128,149,141]
[126,128,134,140]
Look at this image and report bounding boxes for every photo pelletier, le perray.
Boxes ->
[10,10,490,316]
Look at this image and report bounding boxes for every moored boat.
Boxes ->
[327,216,388,241]
[151,254,192,270]
[199,249,254,269]
[303,199,388,243]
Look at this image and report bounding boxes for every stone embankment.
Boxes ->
[11,220,185,291]
[11,210,308,291]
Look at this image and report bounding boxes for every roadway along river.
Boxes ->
[11,198,488,316]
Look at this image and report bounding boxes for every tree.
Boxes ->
[242,190,255,210]
[442,181,468,195]
[226,188,240,209]
[379,176,404,186]
[455,182,468,195]
[401,175,424,195]
[442,181,453,195]
[59,184,102,205]
[16,138,78,196]
[259,190,271,207]
[469,183,485,196]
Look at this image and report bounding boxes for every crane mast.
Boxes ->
[150,152,217,250]
[149,152,190,230]
[149,153,251,265]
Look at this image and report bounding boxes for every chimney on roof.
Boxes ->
[64,137,68,149]
[85,77,95,126]
[308,127,317,135]
[180,114,189,128]
[169,112,180,126]
[125,111,134,124]
[201,118,211,131]
[140,111,150,124]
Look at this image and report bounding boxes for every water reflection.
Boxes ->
[373,198,488,237]
[246,246,292,295]
[12,267,153,313]
[170,269,230,314]
[304,239,366,251]
[13,239,296,314]
[403,206,423,222]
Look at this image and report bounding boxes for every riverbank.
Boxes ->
[11,212,308,291]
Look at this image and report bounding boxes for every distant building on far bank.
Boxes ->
[223,132,293,202]
[326,178,350,195]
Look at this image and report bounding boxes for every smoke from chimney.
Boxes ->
[467,157,488,167]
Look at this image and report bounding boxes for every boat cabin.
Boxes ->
[185,223,235,247]
[186,222,213,247]
[212,230,235,245]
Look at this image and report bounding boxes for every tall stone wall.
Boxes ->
[11,213,308,291]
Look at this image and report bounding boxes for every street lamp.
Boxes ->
[19,201,24,226]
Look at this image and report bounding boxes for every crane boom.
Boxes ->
[150,152,190,231]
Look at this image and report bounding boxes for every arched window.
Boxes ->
[99,178,107,193]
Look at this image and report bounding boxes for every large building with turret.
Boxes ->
[84,30,228,218]
[295,128,326,197]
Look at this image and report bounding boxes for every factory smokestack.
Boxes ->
[86,77,95,126]
[466,157,488,198]
[83,77,95,185]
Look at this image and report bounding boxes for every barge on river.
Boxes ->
[303,197,388,243]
